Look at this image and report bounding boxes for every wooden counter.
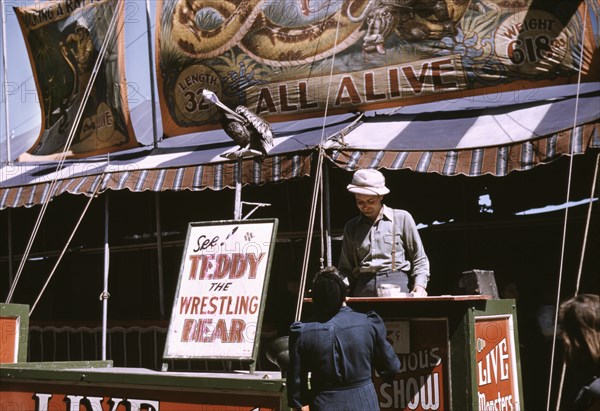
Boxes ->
[0,362,287,410]
[304,295,523,411]
[1,296,522,411]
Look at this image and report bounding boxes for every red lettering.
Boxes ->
[181,319,194,342]
[195,318,212,342]
[190,296,200,314]
[335,76,362,105]
[365,72,386,101]
[299,82,318,109]
[212,319,228,343]
[199,255,214,279]
[179,296,192,314]
[279,84,297,111]
[181,317,249,344]
[229,319,246,343]
[213,254,230,279]
[431,59,457,90]
[246,252,266,279]
[389,68,401,98]
[256,88,277,114]
[402,63,429,94]
[229,253,248,279]
[209,296,218,314]
[188,255,202,280]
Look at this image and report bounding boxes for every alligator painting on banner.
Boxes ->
[156,0,597,137]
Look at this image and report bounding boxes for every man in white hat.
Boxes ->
[338,169,430,297]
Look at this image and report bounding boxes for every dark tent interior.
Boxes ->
[1,153,597,315]
[1,130,598,411]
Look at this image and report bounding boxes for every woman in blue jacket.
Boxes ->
[287,267,400,410]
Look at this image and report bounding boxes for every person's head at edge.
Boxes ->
[347,169,389,222]
[311,267,347,321]
[558,293,600,370]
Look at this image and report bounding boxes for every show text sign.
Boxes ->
[164,219,277,361]
[375,318,450,410]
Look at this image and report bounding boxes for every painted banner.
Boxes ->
[14,0,138,160]
[475,315,521,410]
[1,381,281,410]
[156,0,598,137]
[374,318,450,410]
[164,219,277,361]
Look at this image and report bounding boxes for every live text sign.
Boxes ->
[475,315,521,410]
[164,219,278,361]
[1,381,280,410]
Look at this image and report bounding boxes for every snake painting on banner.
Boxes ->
[156,0,598,138]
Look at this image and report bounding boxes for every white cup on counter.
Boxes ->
[377,283,410,298]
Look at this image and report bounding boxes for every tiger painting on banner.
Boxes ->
[156,0,598,137]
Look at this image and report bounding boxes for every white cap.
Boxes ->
[346,169,389,196]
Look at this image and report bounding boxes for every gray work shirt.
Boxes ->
[338,205,430,289]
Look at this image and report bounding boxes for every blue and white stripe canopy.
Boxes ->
[1,83,598,210]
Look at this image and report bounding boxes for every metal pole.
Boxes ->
[1,0,12,162]
[324,165,332,266]
[101,192,110,360]
[234,156,242,220]
[144,0,159,149]
[155,192,165,318]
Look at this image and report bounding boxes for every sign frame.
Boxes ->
[474,313,522,411]
[375,317,451,410]
[0,303,29,364]
[163,218,278,367]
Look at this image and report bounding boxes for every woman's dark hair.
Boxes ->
[558,293,600,370]
[311,267,347,320]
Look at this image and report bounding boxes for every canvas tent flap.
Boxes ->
[328,123,598,176]
[0,112,358,209]
[326,83,600,176]
[1,84,599,209]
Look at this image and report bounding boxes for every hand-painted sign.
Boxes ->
[1,381,281,410]
[164,219,278,361]
[475,315,521,410]
[156,0,597,137]
[374,318,450,410]
[14,0,138,160]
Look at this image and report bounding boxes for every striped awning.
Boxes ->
[328,122,599,176]
[325,83,600,176]
[1,83,599,209]
[0,108,361,209]
[0,152,314,209]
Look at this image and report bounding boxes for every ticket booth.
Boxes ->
[341,295,524,410]
[1,296,522,410]
[2,221,523,411]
